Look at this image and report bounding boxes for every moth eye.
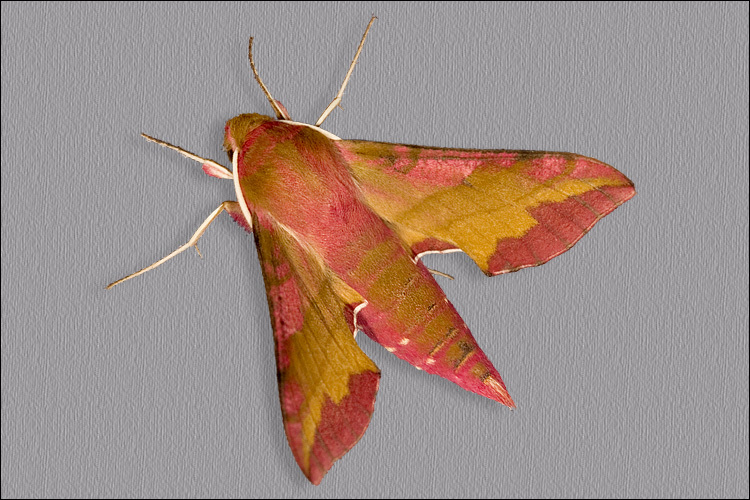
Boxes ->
[226,149,234,162]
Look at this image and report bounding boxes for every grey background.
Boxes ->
[2,2,748,497]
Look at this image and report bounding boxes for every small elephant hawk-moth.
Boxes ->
[108,18,635,484]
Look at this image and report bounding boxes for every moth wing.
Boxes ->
[337,140,635,275]
[251,210,380,485]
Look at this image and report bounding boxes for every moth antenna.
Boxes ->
[141,133,233,179]
[315,16,377,127]
[248,38,291,120]
[427,268,455,280]
[106,201,237,289]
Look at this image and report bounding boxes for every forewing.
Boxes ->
[252,210,380,485]
[337,141,635,275]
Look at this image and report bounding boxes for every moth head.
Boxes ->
[223,113,274,161]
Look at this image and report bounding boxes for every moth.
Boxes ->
[108,18,635,484]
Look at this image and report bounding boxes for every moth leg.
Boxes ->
[106,201,242,289]
[314,16,376,127]
[141,133,233,179]
[427,268,455,280]
[248,38,291,120]
[352,300,369,338]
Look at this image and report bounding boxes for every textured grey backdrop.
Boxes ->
[2,2,748,498]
